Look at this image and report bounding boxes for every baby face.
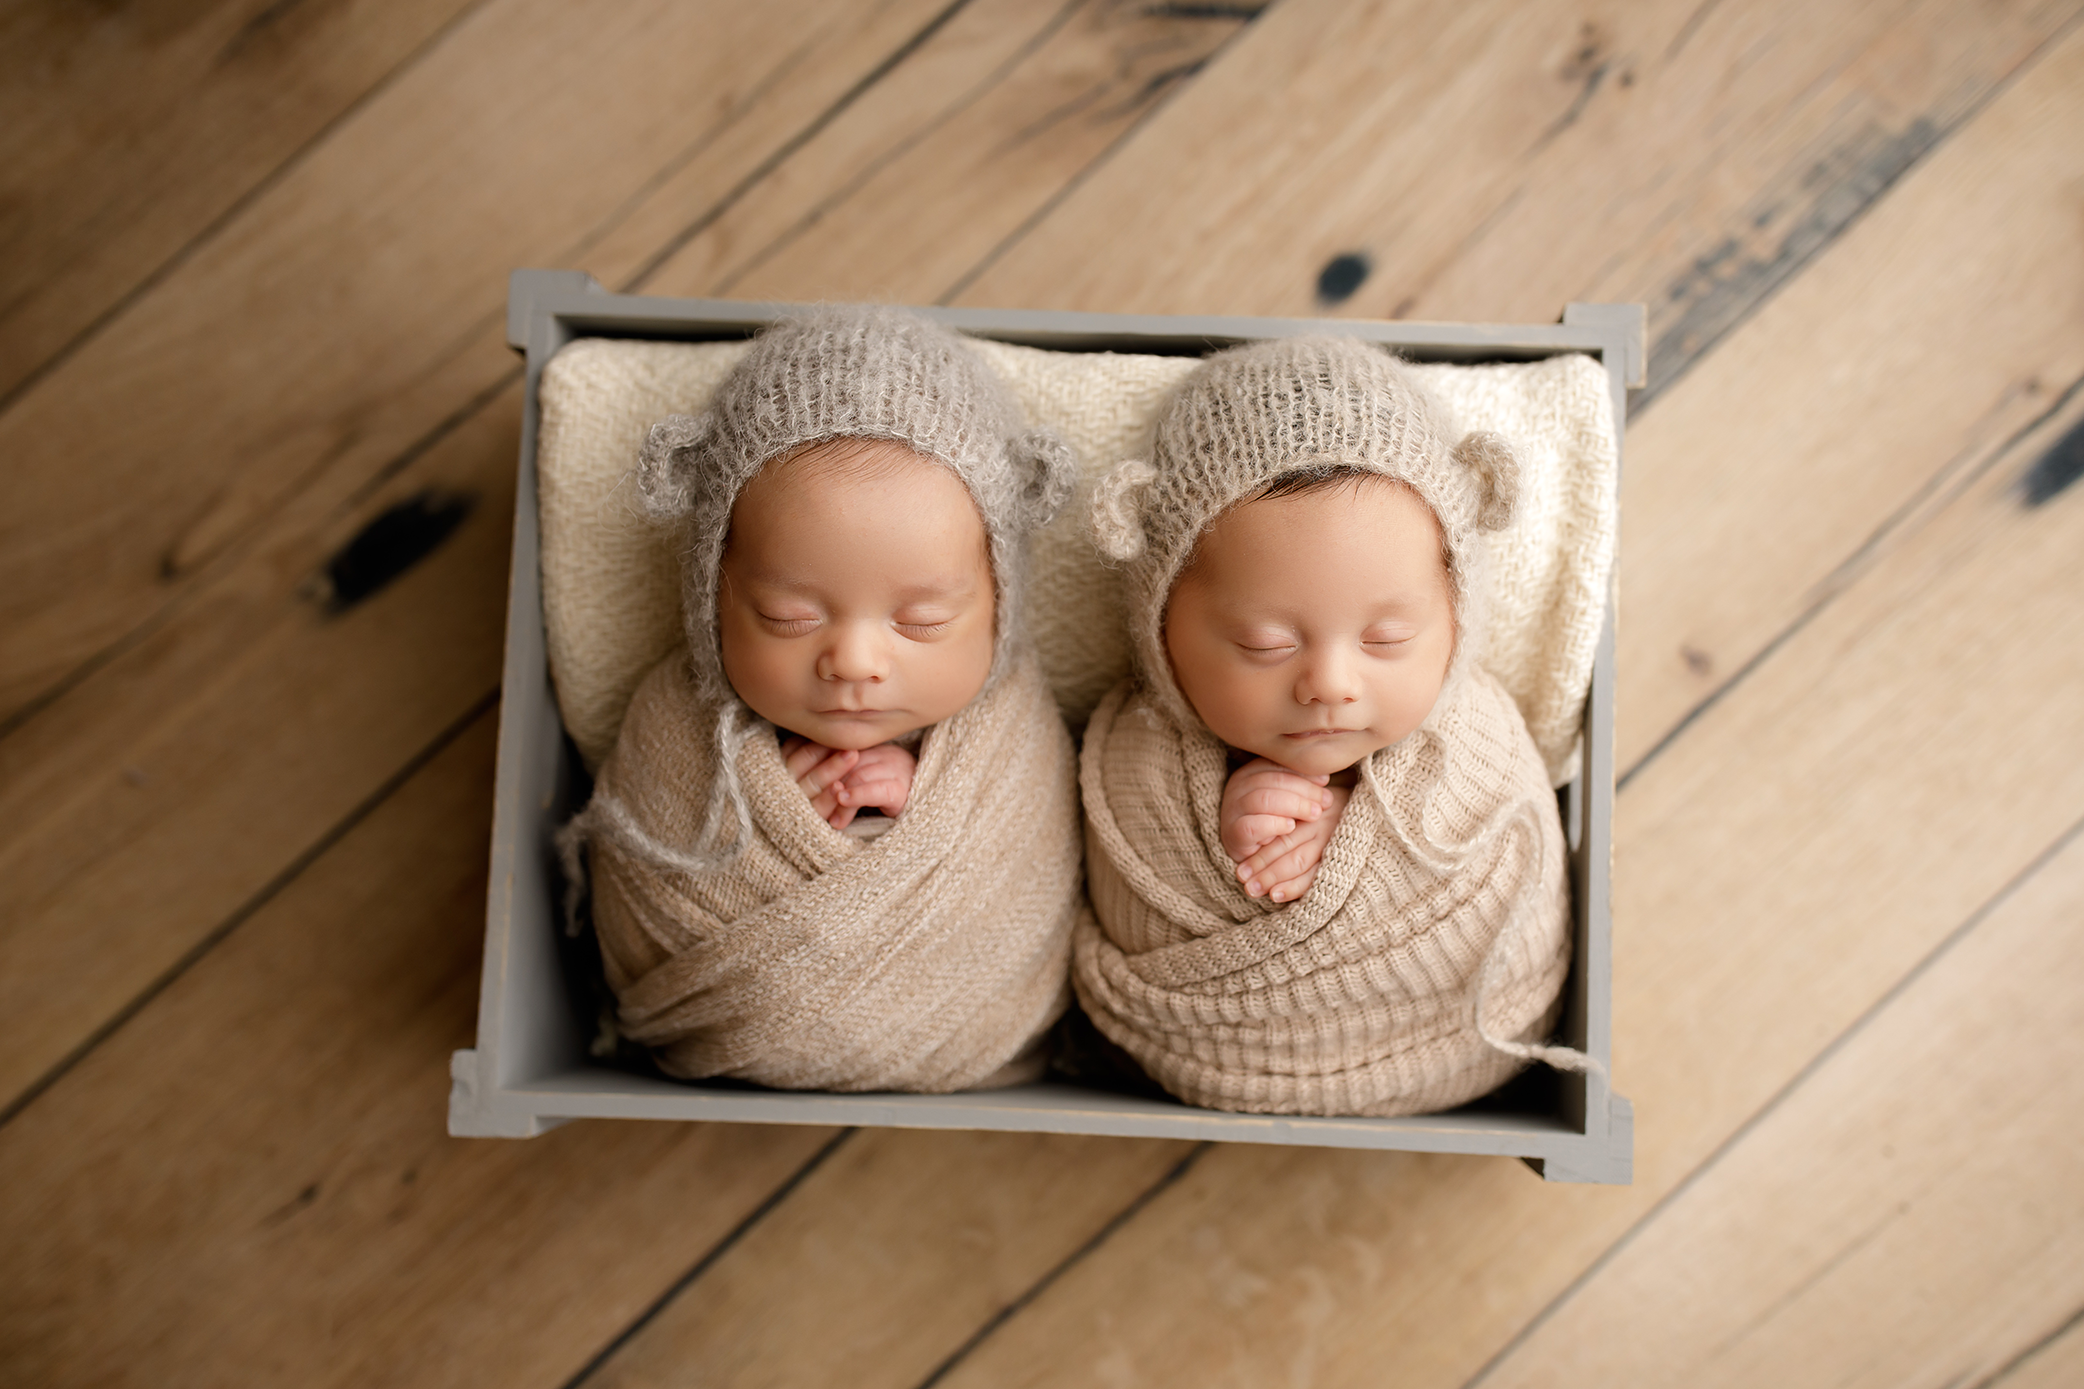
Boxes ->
[719,438,996,750]
[1163,475,1455,777]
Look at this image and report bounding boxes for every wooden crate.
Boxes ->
[449,268,1639,1184]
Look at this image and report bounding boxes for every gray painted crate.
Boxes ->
[449,269,1638,1185]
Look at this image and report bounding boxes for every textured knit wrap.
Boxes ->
[586,646,1082,1092]
[1075,667,1572,1115]
[1073,335,1581,1114]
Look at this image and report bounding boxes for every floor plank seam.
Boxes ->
[619,0,978,296]
[345,362,527,514]
[553,30,840,276]
[1792,369,2084,610]
[712,0,1090,300]
[1630,2,2084,415]
[0,0,501,425]
[561,1126,858,1389]
[1617,365,2084,794]
[1977,1300,2084,1388]
[910,1140,1214,1389]
[0,686,499,1132]
[934,4,1270,305]
[0,355,522,753]
[1455,807,2084,1389]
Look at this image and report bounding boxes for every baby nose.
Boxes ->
[1295,647,1361,704]
[819,623,888,682]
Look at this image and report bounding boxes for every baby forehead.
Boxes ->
[724,438,993,574]
[759,434,953,484]
[733,437,981,516]
[1194,473,1446,558]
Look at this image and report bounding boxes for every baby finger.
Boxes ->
[797,748,860,795]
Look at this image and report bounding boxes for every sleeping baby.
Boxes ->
[1075,334,1587,1117]
[562,305,1084,1093]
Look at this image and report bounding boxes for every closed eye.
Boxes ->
[897,620,955,638]
[759,614,820,635]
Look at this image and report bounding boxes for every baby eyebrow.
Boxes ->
[894,579,980,601]
[727,567,816,592]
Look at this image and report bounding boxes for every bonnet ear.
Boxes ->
[1452,430,1520,532]
[1089,458,1156,563]
[1009,427,1077,532]
[633,412,712,521]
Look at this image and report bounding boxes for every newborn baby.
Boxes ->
[1170,465,1456,906]
[564,305,1085,1093]
[1075,335,1580,1117]
[722,432,994,838]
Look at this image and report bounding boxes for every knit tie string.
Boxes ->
[1358,752,1606,1080]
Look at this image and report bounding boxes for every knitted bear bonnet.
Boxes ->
[1088,333,1521,732]
[633,304,1076,715]
[606,304,1074,866]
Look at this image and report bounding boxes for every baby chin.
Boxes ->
[803,708,917,749]
[1269,726,1382,776]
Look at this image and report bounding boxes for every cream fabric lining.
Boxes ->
[535,336,1618,785]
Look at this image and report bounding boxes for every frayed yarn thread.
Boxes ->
[1359,747,1605,1081]
[556,700,763,934]
[1470,801,1605,1079]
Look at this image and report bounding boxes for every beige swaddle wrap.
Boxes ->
[1075,666,1571,1116]
[586,646,1081,1092]
[1069,334,1586,1116]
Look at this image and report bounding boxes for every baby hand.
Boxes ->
[1219,759,1348,905]
[782,737,916,829]
[1220,758,1334,863]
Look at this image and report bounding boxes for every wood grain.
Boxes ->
[621,0,1254,304]
[0,0,481,404]
[1477,812,2084,1385]
[0,0,1257,1118]
[580,1131,1200,1389]
[1611,19,2084,772]
[0,382,519,1114]
[0,0,952,725]
[905,33,2084,1389]
[1995,1313,2084,1389]
[0,710,840,1388]
[959,0,2076,353]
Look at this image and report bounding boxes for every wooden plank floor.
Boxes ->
[4,1,2081,1384]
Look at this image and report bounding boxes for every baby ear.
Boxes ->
[1089,458,1156,563]
[633,412,711,520]
[1009,427,1077,532]
[1452,430,1520,532]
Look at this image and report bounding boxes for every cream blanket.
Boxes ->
[536,339,1617,784]
[576,647,1082,1093]
[1075,667,1574,1117]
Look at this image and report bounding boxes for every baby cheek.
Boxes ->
[722,621,805,708]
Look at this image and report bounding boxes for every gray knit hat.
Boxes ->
[1088,334,1521,732]
[634,304,1076,713]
